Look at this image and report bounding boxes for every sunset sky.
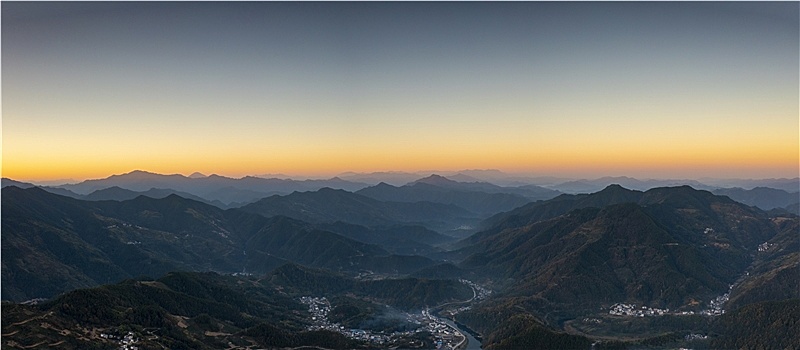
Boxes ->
[3,2,798,182]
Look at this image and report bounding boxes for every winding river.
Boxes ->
[443,319,482,350]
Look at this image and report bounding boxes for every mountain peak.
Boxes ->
[102,170,162,181]
[448,173,481,183]
[411,174,458,186]
[122,169,157,176]
[188,172,206,179]
[601,184,627,191]
[1,178,36,189]
[316,187,345,194]
[590,184,641,201]
[374,182,396,188]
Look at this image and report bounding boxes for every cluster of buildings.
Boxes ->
[608,303,669,317]
[299,296,392,345]
[449,305,472,315]
[299,296,332,327]
[701,291,729,316]
[684,333,708,341]
[418,309,466,350]
[459,279,491,301]
[757,241,774,252]
[99,331,139,350]
[298,296,466,349]
[106,222,141,230]
[609,286,732,318]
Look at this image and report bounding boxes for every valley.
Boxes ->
[2,172,798,349]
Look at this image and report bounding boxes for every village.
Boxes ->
[459,279,492,301]
[609,288,731,318]
[608,303,670,317]
[299,296,467,349]
[99,331,139,350]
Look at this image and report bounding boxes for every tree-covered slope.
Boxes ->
[1,187,438,301]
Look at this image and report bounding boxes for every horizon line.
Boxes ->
[5,168,799,187]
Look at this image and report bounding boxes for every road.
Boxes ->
[434,284,476,310]
[430,283,481,350]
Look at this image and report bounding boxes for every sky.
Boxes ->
[2,2,798,182]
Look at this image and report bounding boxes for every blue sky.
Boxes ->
[3,2,798,180]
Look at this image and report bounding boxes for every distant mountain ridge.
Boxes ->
[357,182,532,217]
[544,176,716,194]
[84,186,210,202]
[336,170,798,191]
[7,172,798,212]
[1,179,234,207]
[712,186,799,210]
[355,174,559,217]
[239,187,480,233]
[50,170,371,205]
[701,177,800,192]
[411,174,561,199]
[1,178,36,188]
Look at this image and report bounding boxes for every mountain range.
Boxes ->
[355,175,558,216]
[49,170,371,205]
[448,185,798,348]
[5,171,797,213]
[238,187,481,233]
[2,175,798,349]
[459,185,777,309]
[712,186,799,211]
[1,186,448,301]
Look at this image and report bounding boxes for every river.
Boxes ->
[443,319,482,350]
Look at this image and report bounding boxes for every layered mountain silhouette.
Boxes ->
[318,221,453,256]
[239,187,480,232]
[355,175,558,216]
[50,170,370,205]
[3,180,798,349]
[1,186,442,301]
[8,172,797,213]
[85,186,212,202]
[1,178,36,189]
[545,176,715,194]
[701,177,800,192]
[712,186,799,210]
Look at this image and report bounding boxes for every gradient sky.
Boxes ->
[3,2,798,181]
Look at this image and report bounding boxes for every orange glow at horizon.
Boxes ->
[4,133,798,182]
[3,2,797,184]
